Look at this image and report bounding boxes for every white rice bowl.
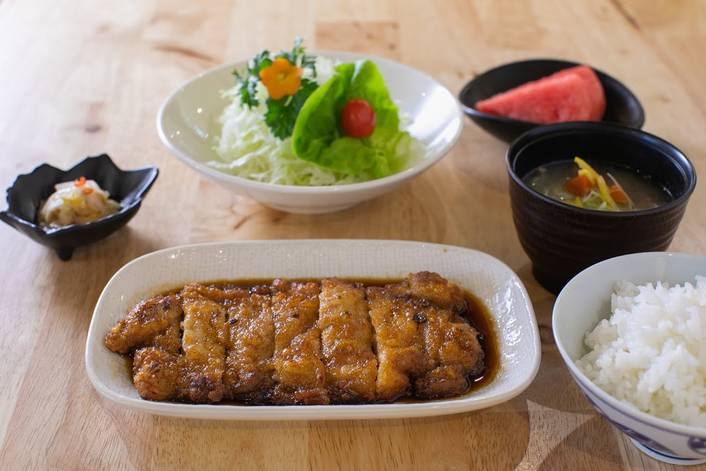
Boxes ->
[577,277,706,427]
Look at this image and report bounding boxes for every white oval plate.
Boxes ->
[157,52,464,214]
[85,240,540,420]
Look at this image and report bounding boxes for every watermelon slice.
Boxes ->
[475,65,606,124]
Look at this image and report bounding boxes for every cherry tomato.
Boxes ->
[341,99,376,138]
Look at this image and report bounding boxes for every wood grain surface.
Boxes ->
[1,0,705,469]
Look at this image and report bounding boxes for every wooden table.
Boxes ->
[1,0,705,469]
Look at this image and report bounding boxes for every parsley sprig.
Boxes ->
[232,38,317,139]
[234,50,271,108]
[265,78,318,139]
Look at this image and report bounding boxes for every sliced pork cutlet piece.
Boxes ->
[367,284,429,402]
[401,273,485,399]
[129,301,184,402]
[104,294,182,354]
[150,320,182,355]
[132,347,180,401]
[181,282,247,307]
[270,280,329,405]
[177,284,229,403]
[104,292,183,402]
[412,302,485,399]
[223,292,275,402]
[318,278,377,402]
[405,271,467,315]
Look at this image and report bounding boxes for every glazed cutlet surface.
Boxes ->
[318,278,377,402]
[104,273,486,404]
[104,294,181,354]
[223,289,275,401]
[366,284,429,401]
[104,294,182,401]
[404,272,485,398]
[177,284,231,403]
[270,279,329,404]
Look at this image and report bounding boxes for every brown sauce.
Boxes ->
[138,277,500,402]
[461,289,500,392]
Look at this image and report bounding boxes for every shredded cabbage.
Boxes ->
[208,56,423,186]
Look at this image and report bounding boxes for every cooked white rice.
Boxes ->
[577,277,706,427]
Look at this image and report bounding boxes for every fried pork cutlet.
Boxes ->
[177,284,229,403]
[318,278,377,402]
[366,285,429,401]
[104,294,182,354]
[132,347,179,401]
[180,283,246,306]
[102,293,183,402]
[405,271,467,314]
[105,272,488,405]
[402,272,485,399]
[223,291,275,401]
[129,303,183,402]
[270,280,329,405]
[368,273,485,401]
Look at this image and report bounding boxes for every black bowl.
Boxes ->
[0,154,158,260]
[507,122,696,294]
[459,59,645,143]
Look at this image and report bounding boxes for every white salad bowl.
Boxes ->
[86,240,541,420]
[553,252,706,465]
[157,52,464,214]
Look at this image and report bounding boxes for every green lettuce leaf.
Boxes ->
[291,60,410,179]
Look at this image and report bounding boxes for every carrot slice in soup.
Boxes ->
[565,175,592,197]
[609,185,629,205]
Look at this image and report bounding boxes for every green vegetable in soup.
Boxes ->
[292,60,411,179]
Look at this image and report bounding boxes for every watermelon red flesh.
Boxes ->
[475,65,606,124]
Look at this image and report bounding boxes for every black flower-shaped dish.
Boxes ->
[0,154,158,260]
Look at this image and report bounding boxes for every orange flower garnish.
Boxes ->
[74,176,86,187]
[259,57,302,100]
[82,187,94,195]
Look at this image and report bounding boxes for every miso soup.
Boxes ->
[523,157,672,211]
